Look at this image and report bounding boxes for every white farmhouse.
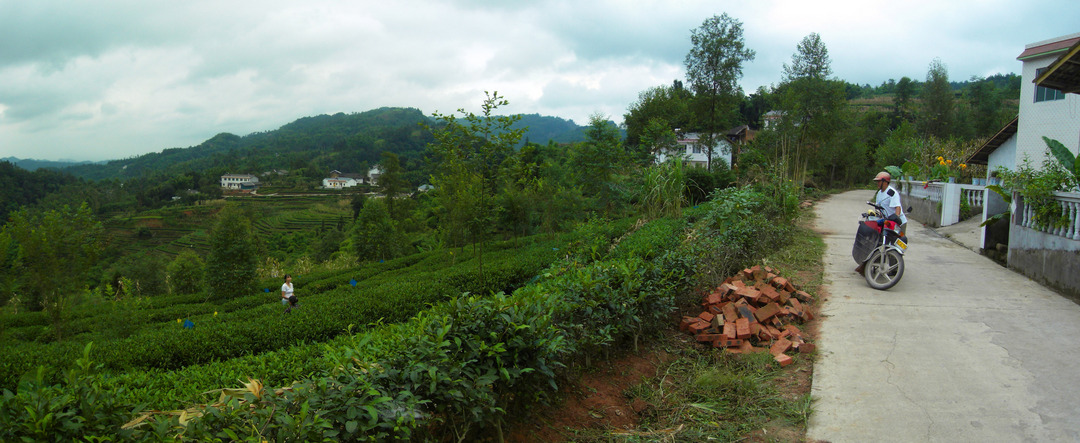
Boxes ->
[969,32,1080,172]
[654,126,753,169]
[220,173,259,190]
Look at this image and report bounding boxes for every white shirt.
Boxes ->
[875,185,907,225]
[281,282,294,299]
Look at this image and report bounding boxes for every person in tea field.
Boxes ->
[281,274,299,313]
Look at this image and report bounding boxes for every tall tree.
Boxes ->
[426,92,524,279]
[892,76,916,126]
[377,151,405,218]
[781,32,831,81]
[684,13,755,170]
[4,203,103,338]
[920,58,954,139]
[774,33,847,186]
[623,81,693,156]
[205,205,258,300]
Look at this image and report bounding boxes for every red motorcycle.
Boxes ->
[852,201,908,290]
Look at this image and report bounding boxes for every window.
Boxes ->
[1035,68,1065,102]
[692,144,702,154]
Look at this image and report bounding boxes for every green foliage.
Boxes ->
[920,58,954,139]
[691,184,795,288]
[641,159,687,218]
[4,203,104,339]
[998,155,1074,229]
[205,205,258,300]
[168,249,205,295]
[351,199,408,262]
[1045,136,1080,190]
[0,344,140,442]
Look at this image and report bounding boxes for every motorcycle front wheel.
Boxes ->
[863,248,904,290]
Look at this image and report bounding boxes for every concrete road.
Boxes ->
[807,190,1080,442]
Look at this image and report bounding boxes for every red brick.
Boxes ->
[679,316,698,332]
[715,338,743,348]
[770,338,792,356]
[718,283,737,297]
[735,317,751,339]
[695,333,723,343]
[722,303,738,323]
[794,290,813,302]
[731,280,746,290]
[758,285,780,303]
[723,322,737,340]
[799,342,817,354]
[739,340,755,353]
[708,304,724,315]
[784,325,803,338]
[772,276,789,289]
[749,323,762,335]
[688,321,709,334]
[737,305,757,323]
[755,302,782,322]
[703,292,723,306]
[774,353,794,367]
[711,315,723,330]
[698,311,716,323]
[778,290,791,304]
[735,286,761,303]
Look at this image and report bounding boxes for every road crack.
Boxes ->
[881,329,935,440]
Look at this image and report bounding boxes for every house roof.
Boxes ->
[1034,38,1080,94]
[1017,34,1080,60]
[966,115,1018,165]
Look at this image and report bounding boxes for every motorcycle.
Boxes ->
[852,201,909,290]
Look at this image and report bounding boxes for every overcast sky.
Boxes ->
[1,0,1077,162]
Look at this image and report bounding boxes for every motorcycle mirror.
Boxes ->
[906,206,913,213]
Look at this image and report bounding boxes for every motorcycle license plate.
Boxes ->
[896,239,907,250]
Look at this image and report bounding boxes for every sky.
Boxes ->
[1,0,1077,162]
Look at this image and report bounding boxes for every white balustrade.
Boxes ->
[1017,192,1080,240]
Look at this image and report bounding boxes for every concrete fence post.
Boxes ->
[940,183,961,226]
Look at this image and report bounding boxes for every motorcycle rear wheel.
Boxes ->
[863,248,904,290]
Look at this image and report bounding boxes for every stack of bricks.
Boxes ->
[679,265,816,367]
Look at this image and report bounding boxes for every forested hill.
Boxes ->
[61,108,598,182]
[63,107,433,181]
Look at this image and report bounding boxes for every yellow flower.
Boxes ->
[937,156,944,161]
[939,160,946,166]
[946,159,953,166]
[214,311,218,316]
[177,319,181,324]
[959,163,967,169]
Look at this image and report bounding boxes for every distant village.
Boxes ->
[218,166,391,194]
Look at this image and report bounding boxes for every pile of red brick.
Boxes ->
[679,265,816,367]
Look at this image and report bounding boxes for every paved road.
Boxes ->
[807,190,1080,442]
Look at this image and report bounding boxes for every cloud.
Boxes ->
[1,0,1078,161]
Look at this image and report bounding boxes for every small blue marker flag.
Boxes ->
[183,319,194,329]
[264,288,270,293]
[350,279,357,287]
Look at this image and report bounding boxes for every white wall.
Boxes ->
[1018,47,1080,168]
[988,134,1017,174]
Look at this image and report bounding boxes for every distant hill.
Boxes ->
[514,114,625,145]
[60,108,612,182]
[1,157,103,171]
